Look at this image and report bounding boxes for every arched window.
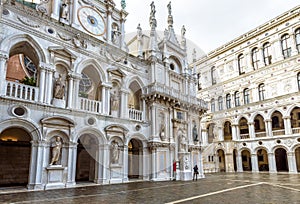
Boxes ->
[243,88,250,104]
[263,42,272,66]
[226,94,231,109]
[238,54,245,75]
[251,47,259,70]
[211,66,216,85]
[258,83,265,101]
[234,91,240,107]
[211,98,215,112]
[218,96,223,111]
[298,73,300,91]
[281,34,291,59]
[295,28,300,53]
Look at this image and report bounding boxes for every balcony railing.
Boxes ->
[78,97,101,113]
[240,133,250,139]
[129,108,143,121]
[255,131,266,138]
[5,81,39,101]
[272,129,285,136]
[143,83,207,109]
[292,127,300,134]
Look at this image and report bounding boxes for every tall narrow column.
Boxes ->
[283,116,292,135]
[0,52,8,96]
[248,122,255,139]
[265,119,273,137]
[71,0,79,27]
[66,142,77,187]
[251,154,259,172]
[268,153,277,173]
[287,152,297,173]
[272,39,284,61]
[290,32,299,56]
[106,6,113,43]
[237,151,243,172]
[67,74,74,108]
[123,145,129,182]
[231,124,237,140]
[38,65,46,103]
[51,0,60,21]
[45,68,54,104]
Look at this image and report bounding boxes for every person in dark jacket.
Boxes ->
[193,165,199,181]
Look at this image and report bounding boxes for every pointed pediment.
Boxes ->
[104,124,129,135]
[41,116,75,127]
[48,46,77,60]
[167,27,180,47]
[107,67,126,78]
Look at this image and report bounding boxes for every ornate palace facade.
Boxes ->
[0,0,206,189]
[195,5,300,174]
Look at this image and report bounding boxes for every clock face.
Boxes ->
[78,6,106,36]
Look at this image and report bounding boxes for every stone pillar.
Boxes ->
[283,116,292,135]
[101,145,109,184]
[150,104,158,141]
[120,11,127,50]
[38,64,46,103]
[237,151,243,172]
[268,153,277,173]
[51,0,60,21]
[287,152,297,174]
[67,73,74,108]
[151,147,157,180]
[219,127,224,141]
[258,47,265,68]
[290,32,299,56]
[251,153,259,172]
[66,142,77,187]
[45,67,54,104]
[248,122,255,139]
[71,0,79,27]
[101,84,111,115]
[169,108,174,143]
[202,129,208,146]
[72,74,81,111]
[265,119,273,137]
[142,99,146,121]
[106,6,113,43]
[143,147,149,180]
[236,124,241,140]
[272,39,284,61]
[120,89,128,118]
[0,52,8,96]
[231,124,237,141]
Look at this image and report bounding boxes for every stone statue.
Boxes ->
[181,25,186,38]
[150,1,156,18]
[54,74,65,99]
[137,24,142,39]
[193,124,198,141]
[50,136,62,165]
[110,91,119,111]
[61,0,69,20]
[121,0,126,10]
[167,1,172,15]
[179,134,187,152]
[160,124,166,141]
[111,141,119,163]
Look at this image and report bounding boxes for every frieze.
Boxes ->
[148,142,169,150]
[57,32,72,41]
[17,16,40,28]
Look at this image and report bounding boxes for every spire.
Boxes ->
[148,1,159,59]
[167,1,173,27]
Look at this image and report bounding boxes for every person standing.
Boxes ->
[193,164,199,181]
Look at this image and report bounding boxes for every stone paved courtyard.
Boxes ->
[0,173,299,204]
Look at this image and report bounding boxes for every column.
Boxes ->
[236,124,240,140]
[290,32,299,56]
[120,11,126,49]
[51,0,60,20]
[101,145,108,184]
[101,85,111,115]
[143,147,148,180]
[258,47,265,68]
[237,151,243,172]
[151,104,158,140]
[66,142,77,186]
[151,147,157,180]
[142,99,146,121]
[0,52,8,96]
[268,153,277,173]
[123,145,129,182]
[283,116,292,135]
[265,119,273,137]
[219,127,224,141]
[287,152,297,174]
[38,65,46,103]
[201,129,208,146]
[120,90,128,118]
[231,124,237,141]
[251,154,259,173]
[272,38,284,62]
[169,108,174,143]
[106,6,113,43]
[248,122,255,139]
[45,68,54,104]
[71,0,79,27]
[72,74,81,110]
[67,74,74,108]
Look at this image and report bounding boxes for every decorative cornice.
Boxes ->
[17,15,40,28]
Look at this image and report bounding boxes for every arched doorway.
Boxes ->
[295,147,300,172]
[217,149,226,172]
[76,135,98,183]
[257,149,269,171]
[233,149,237,172]
[0,128,31,187]
[275,148,289,172]
[128,139,143,179]
[241,150,252,171]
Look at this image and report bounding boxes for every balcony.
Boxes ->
[5,81,39,102]
[143,83,207,110]
[272,129,285,136]
[292,127,300,134]
[255,131,266,138]
[129,108,143,121]
[240,133,250,139]
[78,97,102,113]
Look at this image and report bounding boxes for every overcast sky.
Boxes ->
[118,0,299,54]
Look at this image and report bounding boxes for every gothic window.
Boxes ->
[211,98,215,112]
[272,116,280,129]
[234,91,240,107]
[211,66,216,85]
[281,34,291,59]
[243,88,250,104]
[79,73,92,98]
[258,83,265,101]
[298,72,300,91]
[238,54,245,75]
[218,96,223,111]
[263,42,272,66]
[295,28,300,53]
[226,94,231,109]
[251,47,259,70]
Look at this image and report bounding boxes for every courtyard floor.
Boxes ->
[0,173,299,204]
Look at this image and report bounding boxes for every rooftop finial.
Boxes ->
[121,0,126,10]
[149,1,157,28]
[167,1,172,15]
[167,1,173,27]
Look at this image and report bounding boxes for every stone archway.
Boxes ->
[128,139,143,179]
[76,134,98,183]
[0,128,31,187]
[241,150,252,171]
[275,148,289,172]
[217,149,226,172]
[257,149,269,171]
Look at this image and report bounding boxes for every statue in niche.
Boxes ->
[111,140,119,164]
[160,124,166,141]
[193,124,198,142]
[61,0,69,20]
[111,24,120,44]
[54,74,65,99]
[110,91,119,111]
[50,136,62,165]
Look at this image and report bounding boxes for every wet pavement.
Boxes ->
[0,173,299,204]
